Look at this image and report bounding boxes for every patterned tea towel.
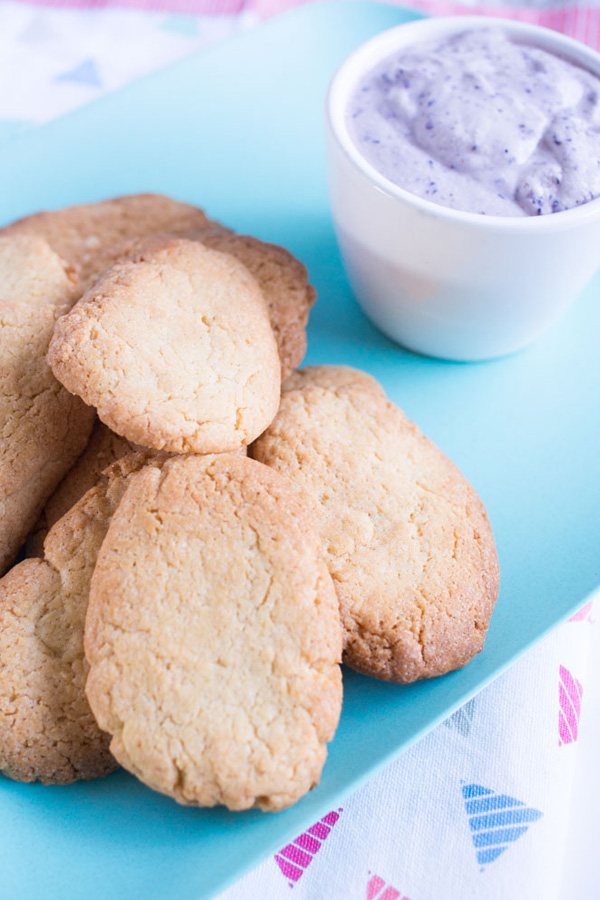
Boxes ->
[218,593,599,899]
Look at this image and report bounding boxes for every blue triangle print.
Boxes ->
[462,784,542,868]
[20,17,55,42]
[161,15,200,37]
[56,59,102,88]
[445,697,477,736]
[0,119,31,146]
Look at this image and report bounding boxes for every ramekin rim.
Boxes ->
[326,15,600,232]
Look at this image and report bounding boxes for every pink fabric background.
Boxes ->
[8,0,600,51]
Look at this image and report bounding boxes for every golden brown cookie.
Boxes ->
[26,420,249,558]
[81,227,314,379]
[85,454,343,811]
[0,451,163,784]
[198,231,315,379]
[251,365,500,683]
[2,193,212,286]
[0,235,95,575]
[282,364,385,395]
[47,239,281,454]
[26,421,136,558]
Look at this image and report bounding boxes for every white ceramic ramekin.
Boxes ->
[326,17,600,361]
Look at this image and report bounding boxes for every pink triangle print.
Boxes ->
[366,872,411,900]
[274,809,342,886]
[559,665,583,746]
[568,599,595,622]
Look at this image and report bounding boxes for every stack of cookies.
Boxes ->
[0,194,499,811]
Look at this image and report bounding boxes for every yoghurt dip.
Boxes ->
[348,28,600,216]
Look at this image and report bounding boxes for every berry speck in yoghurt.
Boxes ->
[348,28,600,216]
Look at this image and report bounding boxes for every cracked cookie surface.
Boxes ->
[0,452,163,784]
[85,453,343,811]
[251,365,500,683]
[97,229,315,379]
[0,235,95,575]
[91,230,317,379]
[198,231,315,379]
[26,421,136,558]
[47,239,281,454]
[1,193,212,287]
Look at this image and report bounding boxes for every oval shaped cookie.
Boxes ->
[251,365,500,683]
[0,234,95,575]
[47,239,281,454]
[26,421,136,558]
[85,454,343,811]
[198,231,315,379]
[78,228,315,380]
[1,193,212,286]
[0,452,163,784]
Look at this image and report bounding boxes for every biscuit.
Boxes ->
[47,239,281,454]
[2,193,212,286]
[85,454,343,811]
[251,365,500,683]
[198,232,315,379]
[0,235,95,575]
[26,419,250,558]
[0,451,163,784]
[282,364,385,395]
[26,421,135,558]
[98,229,314,379]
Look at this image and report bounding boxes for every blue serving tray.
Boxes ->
[1,4,599,898]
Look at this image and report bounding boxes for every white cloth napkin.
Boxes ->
[218,595,598,900]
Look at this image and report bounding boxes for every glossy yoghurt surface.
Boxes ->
[348,28,600,216]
